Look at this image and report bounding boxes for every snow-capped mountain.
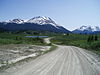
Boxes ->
[8,19,24,24]
[72,25,100,34]
[27,16,58,27]
[0,16,70,33]
[78,25,100,32]
[1,16,58,27]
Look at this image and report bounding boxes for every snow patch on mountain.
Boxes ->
[27,16,59,27]
[8,19,24,24]
[77,25,100,32]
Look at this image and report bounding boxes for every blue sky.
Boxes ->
[0,0,100,30]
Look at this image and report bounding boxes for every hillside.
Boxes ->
[0,16,70,33]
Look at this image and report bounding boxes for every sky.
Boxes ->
[0,0,100,31]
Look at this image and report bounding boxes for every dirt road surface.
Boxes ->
[44,38,51,44]
[1,45,100,75]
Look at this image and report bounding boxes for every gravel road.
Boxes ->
[1,45,100,75]
[44,38,51,44]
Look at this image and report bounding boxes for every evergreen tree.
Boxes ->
[95,35,98,41]
[87,36,91,42]
[87,35,94,42]
[90,35,94,41]
[67,33,69,36]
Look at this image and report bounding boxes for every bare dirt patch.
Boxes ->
[0,44,50,68]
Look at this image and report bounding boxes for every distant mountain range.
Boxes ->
[72,25,100,34]
[0,17,100,34]
[0,16,70,33]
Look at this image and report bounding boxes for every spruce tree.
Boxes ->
[87,36,91,42]
[95,35,98,41]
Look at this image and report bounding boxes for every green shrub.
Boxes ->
[89,41,100,50]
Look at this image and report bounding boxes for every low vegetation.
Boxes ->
[0,31,100,54]
[0,32,46,45]
[51,33,100,54]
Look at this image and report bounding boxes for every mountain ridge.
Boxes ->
[0,16,70,33]
[72,25,100,34]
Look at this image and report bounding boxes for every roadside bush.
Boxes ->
[89,41,100,50]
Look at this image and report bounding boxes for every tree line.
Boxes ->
[87,35,98,42]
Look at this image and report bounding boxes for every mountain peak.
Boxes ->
[73,25,100,34]
[0,16,70,33]
[79,25,88,31]
[78,25,100,32]
[31,16,50,20]
[27,16,58,26]
[9,18,24,24]
[0,16,59,27]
